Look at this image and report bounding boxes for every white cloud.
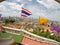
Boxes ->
[26,4,60,21]
[37,0,60,9]
[0,1,24,11]
[29,0,32,1]
[9,3,22,10]
[0,1,22,17]
[1,12,21,17]
[26,5,47,18]
[0,5,7,12]
[47,11,60,21]
[7,2,24,10]
[0,5,5,10]
[16,0,21,2]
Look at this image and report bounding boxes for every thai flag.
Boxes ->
[21,7,32,17]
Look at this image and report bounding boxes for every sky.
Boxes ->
[0,0,60,22]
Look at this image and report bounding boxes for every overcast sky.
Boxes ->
[0,0,60,22]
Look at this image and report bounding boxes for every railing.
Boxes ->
[2,26,60,45]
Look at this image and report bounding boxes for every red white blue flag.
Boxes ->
[21,7,32,17]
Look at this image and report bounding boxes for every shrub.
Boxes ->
[32,29,60,42]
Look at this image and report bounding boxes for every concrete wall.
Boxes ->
[22,36,56,45]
